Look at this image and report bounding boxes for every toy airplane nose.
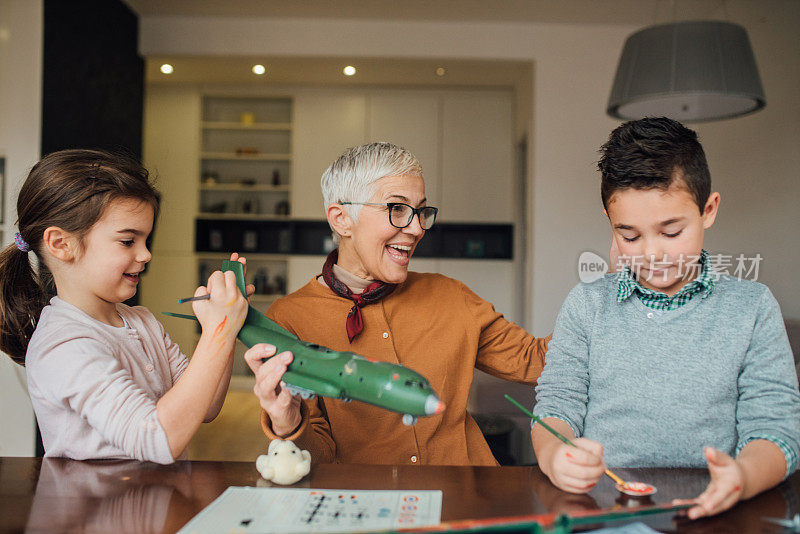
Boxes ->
[424,394,445,415]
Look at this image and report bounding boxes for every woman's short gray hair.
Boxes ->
[321,142,423,243]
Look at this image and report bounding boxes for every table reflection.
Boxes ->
[531,466,798,532]
[4,459,799,533]
[26,459,193,533]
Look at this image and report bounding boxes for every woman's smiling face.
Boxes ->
[337,173,427,284]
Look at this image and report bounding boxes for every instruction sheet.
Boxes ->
[178,487,442,533]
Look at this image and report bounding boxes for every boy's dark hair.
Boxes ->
[598,117,711,213]
[0,149,160,364]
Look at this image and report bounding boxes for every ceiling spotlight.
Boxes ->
[252,64,266,75]
[343,65,357,76]
[160,64,174,75]
[435,67,446,77]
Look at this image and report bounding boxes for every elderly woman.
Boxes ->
[246,142,549,465]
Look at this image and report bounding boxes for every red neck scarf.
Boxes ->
[321,249,396,343]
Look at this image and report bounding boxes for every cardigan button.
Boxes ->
[410,455,417,463]
[382,332,389,339]
[647,312,654,319]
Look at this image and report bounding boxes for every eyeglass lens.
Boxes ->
[390,204,437,230]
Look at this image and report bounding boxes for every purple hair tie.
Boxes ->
[14,232,30,253]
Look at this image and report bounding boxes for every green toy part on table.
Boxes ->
[392,502,692,533]
[164,260,444,425]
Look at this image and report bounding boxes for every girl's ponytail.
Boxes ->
[0,239,51,363]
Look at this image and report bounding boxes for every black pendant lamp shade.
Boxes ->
[607,21,765,122]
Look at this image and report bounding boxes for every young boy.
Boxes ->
[532,117,800,519]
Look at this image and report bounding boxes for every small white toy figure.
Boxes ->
[256,439,311,485]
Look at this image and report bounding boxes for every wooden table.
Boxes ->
[1,457,797,533]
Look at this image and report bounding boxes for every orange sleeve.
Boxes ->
[260,299,337,463]
[260,399,337,464]
[459,281,551,384]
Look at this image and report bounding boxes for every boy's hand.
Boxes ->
[677,447,745,519]
[193,269,248,343]
[245,344,302,437]
[544,438,606,493]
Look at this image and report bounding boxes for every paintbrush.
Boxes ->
[177,294,211,303]
[504,394,630,489]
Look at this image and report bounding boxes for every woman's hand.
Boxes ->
[245,344,302,437]
[677,447,745,519]
[543,438,606,494]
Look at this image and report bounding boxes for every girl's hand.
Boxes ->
[245,344,302,437]
[677,447,745,519]
[545,438,606,494]
[193,269,248,340]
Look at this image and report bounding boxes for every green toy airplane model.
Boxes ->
[165,260,444,425]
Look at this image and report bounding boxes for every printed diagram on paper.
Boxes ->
[178,487,442,533]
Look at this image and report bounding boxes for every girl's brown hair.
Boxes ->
[0,149,160,364]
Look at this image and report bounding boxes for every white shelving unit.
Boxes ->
[199,96,293,219]
[197,96,294,377]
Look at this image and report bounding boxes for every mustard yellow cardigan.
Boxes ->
[262,272,549,465]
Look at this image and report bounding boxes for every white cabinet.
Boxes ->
[441,92,514,223]
[142,86,201,353]
[291,89,514,223]
[368,92,441,207]
[292,91,367,219]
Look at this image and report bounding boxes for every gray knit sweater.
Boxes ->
[533,274,800,470]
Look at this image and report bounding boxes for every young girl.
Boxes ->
[0,149,248,464]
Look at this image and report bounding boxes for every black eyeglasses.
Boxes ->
[340,202,438,230]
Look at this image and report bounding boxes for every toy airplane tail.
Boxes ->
[225,260,299,339]
[164,260,296,338]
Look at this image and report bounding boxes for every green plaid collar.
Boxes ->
[617,250,715,310]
